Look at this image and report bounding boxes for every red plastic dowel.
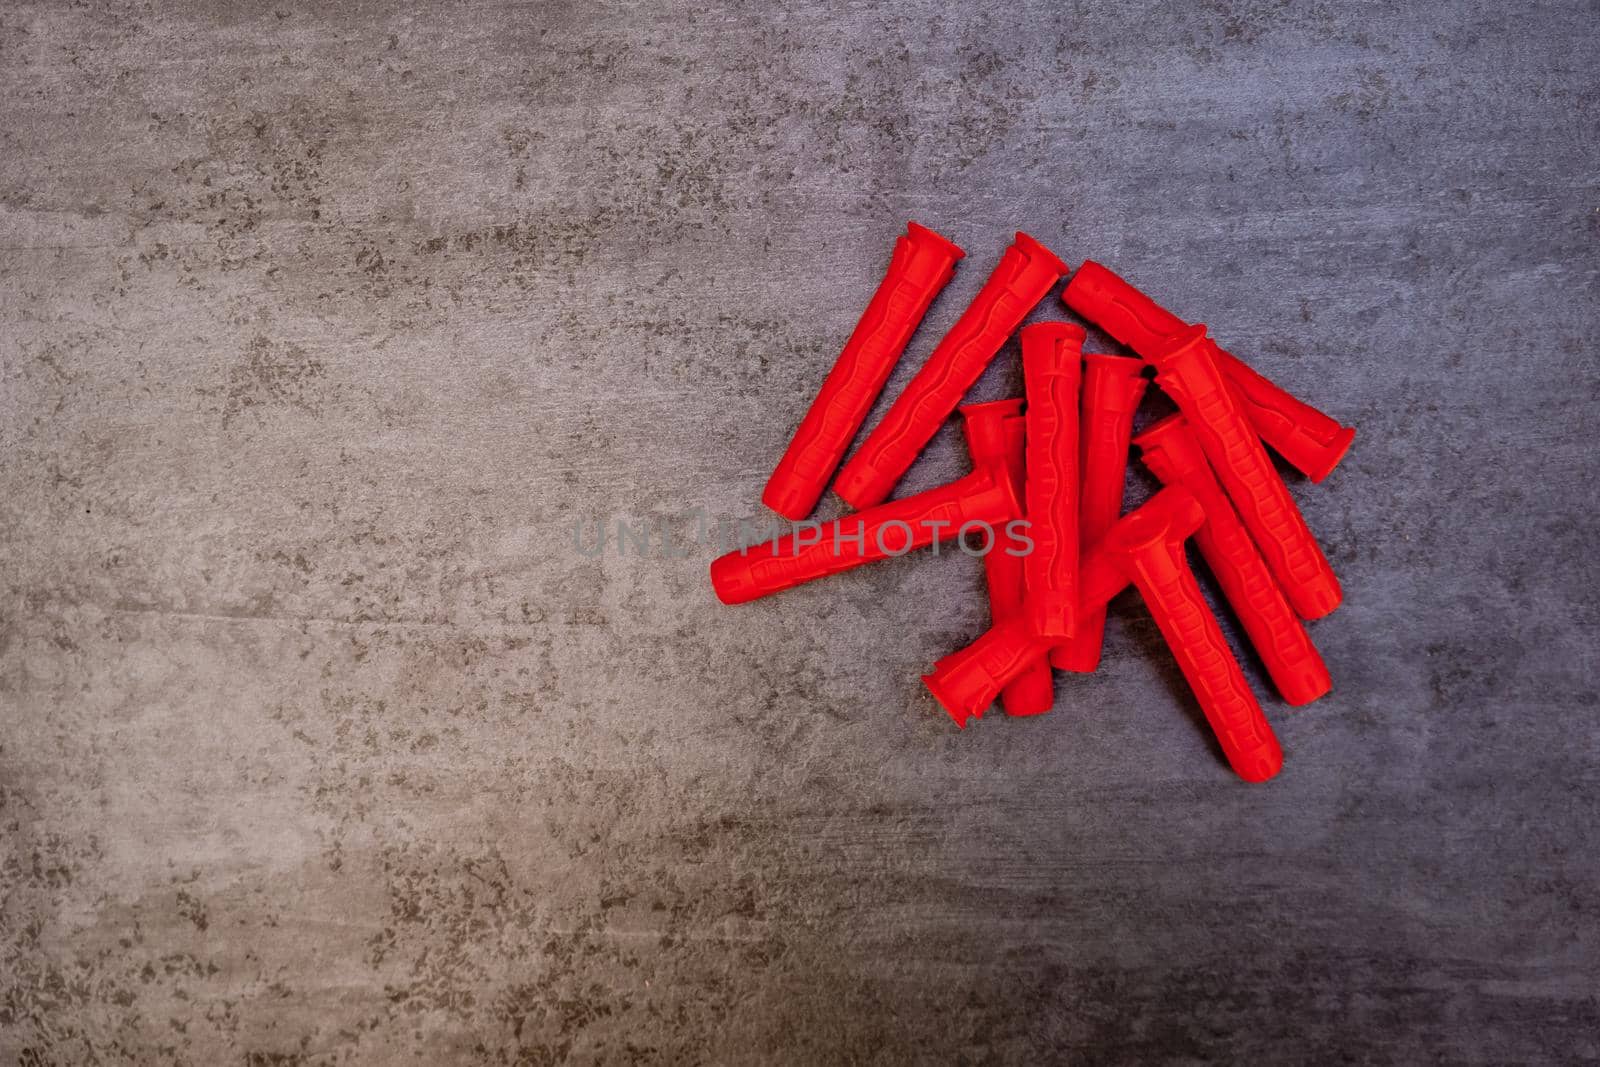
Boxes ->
[710,464,1021,605]
[1062,260,1355,482]
[1021,322,1085,640]
[834,233,1069,509]
[921,617,1053,729]
[1136,414,1332,706]
[1146,325,1342,619]
[1094,487,1284,782]
[763,223,965,521]
[923,486,1200,728]
[960,399,1053,716]
[1054,353,1147,672]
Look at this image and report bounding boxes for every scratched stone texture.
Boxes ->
[1,0,1597,1063]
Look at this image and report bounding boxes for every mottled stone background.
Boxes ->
[2,1,1597,1063]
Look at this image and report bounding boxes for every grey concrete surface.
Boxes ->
[2,1,1598,1063]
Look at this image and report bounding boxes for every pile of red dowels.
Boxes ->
[710,224,1355,783]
